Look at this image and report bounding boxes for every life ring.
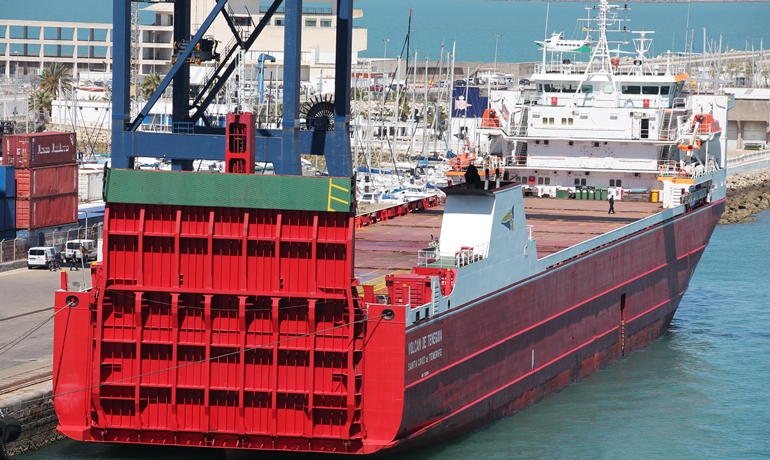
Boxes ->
[624,99,634,108]
[677,168,687,178]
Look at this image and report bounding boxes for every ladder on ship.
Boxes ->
[659,144,674,163]
[659,109,673,141]
[513,141,528,166]
[515,106,530,137]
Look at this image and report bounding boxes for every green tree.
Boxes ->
[139,73,163,100]
[29,89,53,113]
[38,62,72,99]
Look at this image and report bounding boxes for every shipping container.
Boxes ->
[15,193,78,230]
[15,164,78,199]
[2,132,77,169]
[2,198,14,232]
[78,169,104,202]
[0,165,15,198]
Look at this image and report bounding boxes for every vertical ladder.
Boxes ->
[659,109,673,140]
[516,106,530,137]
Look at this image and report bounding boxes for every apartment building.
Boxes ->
[1,0,367,83]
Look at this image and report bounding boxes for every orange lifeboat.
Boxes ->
[480,109,501,128]
[449,152,476,171]
[692,113,721,136]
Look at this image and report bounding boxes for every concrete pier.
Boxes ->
[0,269,78,458]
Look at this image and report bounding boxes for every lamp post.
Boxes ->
[13,51,19,133]
[382,38,389,89]
[493,33,502,75]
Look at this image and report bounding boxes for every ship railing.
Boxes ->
[673,97,688,109]
[657,160,680,176]
[417,242,490,268]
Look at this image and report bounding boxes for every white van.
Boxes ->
[27,247,58,269]
[65,239,97,262]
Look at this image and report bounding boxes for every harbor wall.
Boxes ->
[720,167,770,224]
[0,382,63,459]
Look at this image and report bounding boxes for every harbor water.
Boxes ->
[17,212,770,458]
[358,1,769,64]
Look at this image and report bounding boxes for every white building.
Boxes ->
[0,20,112,77]
[1,0,367,84]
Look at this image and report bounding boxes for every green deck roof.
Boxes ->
[104,169,354,213]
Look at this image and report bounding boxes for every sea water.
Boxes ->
[18,213,770,459]
[357,1,769,65]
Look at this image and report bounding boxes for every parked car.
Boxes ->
[454,79,468,87]
[519,78,531,86]
[65,239,97,263]
[27,247,58,269]
[369,84,384,92]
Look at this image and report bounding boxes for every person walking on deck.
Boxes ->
[608,194,615,214]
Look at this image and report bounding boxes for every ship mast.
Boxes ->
[568,0,623,107]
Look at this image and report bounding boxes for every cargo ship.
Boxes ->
[52,1,729,454]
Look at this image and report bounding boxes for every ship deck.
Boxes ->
[355,198,662,292]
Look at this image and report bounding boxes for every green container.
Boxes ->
[104,168,355,212]
[556,190,569,199]
[581,189,588,200]
[600,188,608,200]
[587,189,596,200]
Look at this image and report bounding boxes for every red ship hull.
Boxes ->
[52,168,724,454]
[379,199,724,452]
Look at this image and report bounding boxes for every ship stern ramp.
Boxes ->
[53,169,412,454]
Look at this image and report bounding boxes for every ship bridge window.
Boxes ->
[544,83,561,92]
[622,86,641,95]
[574,178,587,186]
[537,177,551,185]
[537,84,543,91]
[660,86,671,95]
[610,179,623,187]
[562,84,578,94]
[581,84,593,94]
[642,86,659,95]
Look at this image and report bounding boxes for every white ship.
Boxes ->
[478,0,729,210]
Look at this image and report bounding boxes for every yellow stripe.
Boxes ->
[330,182,348,192]
[328,179,350,211]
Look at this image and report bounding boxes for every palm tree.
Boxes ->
[29,89,53,113]
[38,62,72,99]
[140,73,163,100]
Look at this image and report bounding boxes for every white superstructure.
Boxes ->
[478,0,731,209]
